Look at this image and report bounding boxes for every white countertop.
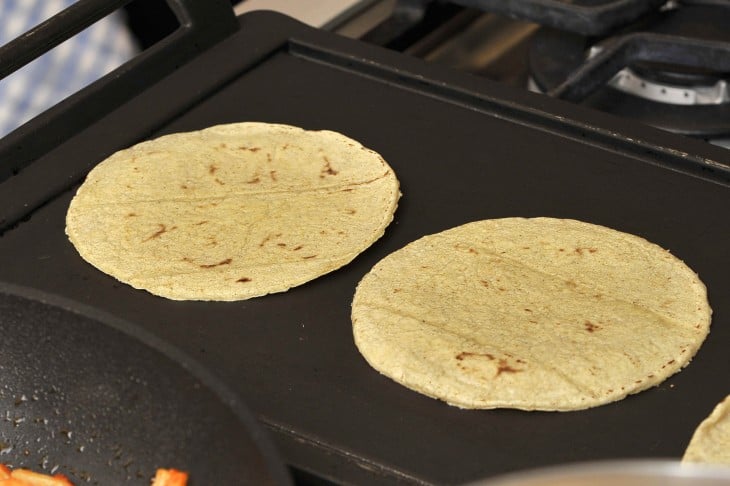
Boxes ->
[234,0,374,29]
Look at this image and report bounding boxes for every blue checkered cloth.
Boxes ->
[0,0,138,137]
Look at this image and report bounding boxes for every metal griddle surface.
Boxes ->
[0,11,729,486]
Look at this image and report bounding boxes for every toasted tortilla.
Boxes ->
[66,122,400,301]
[683,395,730,465]
[351,217,711,411]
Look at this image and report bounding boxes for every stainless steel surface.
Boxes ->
[334,0,397,38]
[471,461,730,486]
[412,12,537,86]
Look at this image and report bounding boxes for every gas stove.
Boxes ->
[295,0,730,150]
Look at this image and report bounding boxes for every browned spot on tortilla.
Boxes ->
[194,220,208,226]
[292,245,303,251]
[277,243,287,248]
[524,308,532,312]
[480,280,490,288]
[125,212,137,218]
[199,258,232,269]
[208,164,219,175]
[302,255,317,260]
[269,170,277,181]
[247,176,261,184]
[584,321,601,333]
[558,248,565,252]
[522,246,531,250]
[456,351,495,361]
[239,146,261,152]
[237,277,252,283]
[281,143,290,150]
[498,287,506,292]
[337,230,346,235]
[635,380,643,384]
[393,288,401,293]
[143,224,176,242]
[575,247,598,255]
[594,293,604,299]
[219,143,227,149]
[126,184,133,189]
[566,279,577,288]
[320,156,339,178]
[345,209,357,215]
[528,319,538,324]
[496,359,523,376]
[259,233,283,247]
[214,178,225,185]
[341,188,354,192]
[205,236,218,247]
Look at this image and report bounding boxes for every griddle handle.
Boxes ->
[0,0,237,181]
[549,33,730,102]
[0,0,129,81]
[0,0,237,82]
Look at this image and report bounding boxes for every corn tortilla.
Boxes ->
[351,217,711,411]
[66,122,400,301]
[683,395,730,465]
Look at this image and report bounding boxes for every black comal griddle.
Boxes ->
[0,1,729,485]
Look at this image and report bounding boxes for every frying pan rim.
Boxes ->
[466,458,730,485]
[0,280,293,486]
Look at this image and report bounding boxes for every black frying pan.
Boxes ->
[0,283,291,485]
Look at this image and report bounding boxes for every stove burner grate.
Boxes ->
[522,2,730,140]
